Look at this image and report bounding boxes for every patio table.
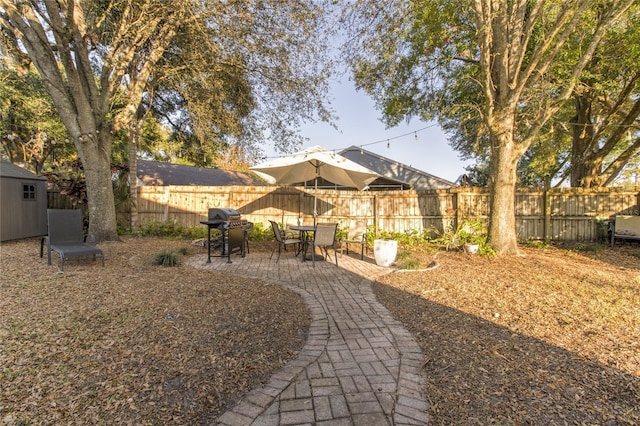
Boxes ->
[289,225,318,261]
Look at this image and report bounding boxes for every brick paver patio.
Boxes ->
[186,248,429,425]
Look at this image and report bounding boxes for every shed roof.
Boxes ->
[0,160,47,180]
[339,146,454,190]
[137,159,264,186]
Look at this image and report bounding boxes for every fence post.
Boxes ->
[299,191,304,224]
[454,189,461,230]
[373,194,378,238]
[543,187,551,242]
[163,187,170,222]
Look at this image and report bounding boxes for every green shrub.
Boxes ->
[398,259,423,270]
[524,239,551,249]
[434,219,494,256]
[247,222,274,242]
[176,246,191,256]
[394,250,424,270]
[477,241,496,256]
[396,251,411,260]
[374,229,431,249]
[152,249,182,267]
[573,244,600,253]
[134,221,208,239]
[182,226,208,240]
[135,221,186,237]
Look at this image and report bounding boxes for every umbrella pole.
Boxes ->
[313,175,318,226]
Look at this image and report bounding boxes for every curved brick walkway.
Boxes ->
[186,250,429,425]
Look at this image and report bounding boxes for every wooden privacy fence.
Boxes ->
[47,190,76,209]
[132,185,639,242]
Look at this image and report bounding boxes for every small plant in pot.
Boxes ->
[435,219,494,255]
[462,238,481,254]
[455,220,492,255]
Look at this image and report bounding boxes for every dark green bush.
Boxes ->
[152,249,182,267]
[135,221,208,239]
[397,259,424,270]
[176,246,191,256]
[247,222,274,242]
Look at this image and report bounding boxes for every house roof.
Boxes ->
[137,160,264,186]
[0,160,47,180]
[339,146,454,190]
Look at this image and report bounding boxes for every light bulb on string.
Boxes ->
[360,146,363,155]
[414,132,418,141]
[387,140,390,148]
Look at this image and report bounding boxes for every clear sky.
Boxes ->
[265,79,474,183]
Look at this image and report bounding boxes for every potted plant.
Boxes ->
[458,220,491,254]
[462,238,481,254]
[436,219,488,254]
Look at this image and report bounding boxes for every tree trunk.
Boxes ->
[488,118,521,255]
[570,94,601,187]
[76,131,118,242]
[129,128,139,231]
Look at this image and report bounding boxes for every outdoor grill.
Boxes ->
[201,208,253,263]
[207,208,245,227]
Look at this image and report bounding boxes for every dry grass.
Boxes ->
[1,236,639,425]
[376,243,640,425]
[1,237,309,425]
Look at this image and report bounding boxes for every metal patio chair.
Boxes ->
[308,222,339,267]
[40,209,104,271]
[269,220,302,262]
[340,220,368,260]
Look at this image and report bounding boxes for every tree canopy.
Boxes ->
[0,65,70,173]
[1,0,335,240]
[341,0,636,254]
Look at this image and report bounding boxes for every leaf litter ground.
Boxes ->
[1,237,639,424]
[376,243,639,425]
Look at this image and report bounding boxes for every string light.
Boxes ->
[362,123,435,150]
[260,123,438,161]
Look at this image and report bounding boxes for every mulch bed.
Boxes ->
[1,236,639,424]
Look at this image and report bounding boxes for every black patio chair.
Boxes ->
[269,220,302,263]
[40,209,104,271]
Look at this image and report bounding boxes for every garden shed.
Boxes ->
[0,159,48,241]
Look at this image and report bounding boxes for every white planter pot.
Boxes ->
[463,243,479,254]
[374,239,398,267]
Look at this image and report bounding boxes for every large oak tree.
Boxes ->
[1,0,333,241]
[1,1,193,240]
[568,8,640,187]
[342,0,635,254]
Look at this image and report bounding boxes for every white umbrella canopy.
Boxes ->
[251,145,379,190]
[251,145,380,220]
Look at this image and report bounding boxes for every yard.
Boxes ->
[1,236,639,424]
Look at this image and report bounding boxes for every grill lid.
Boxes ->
[208,208,241,222]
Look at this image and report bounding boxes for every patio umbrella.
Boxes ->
[251,145,380,221]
